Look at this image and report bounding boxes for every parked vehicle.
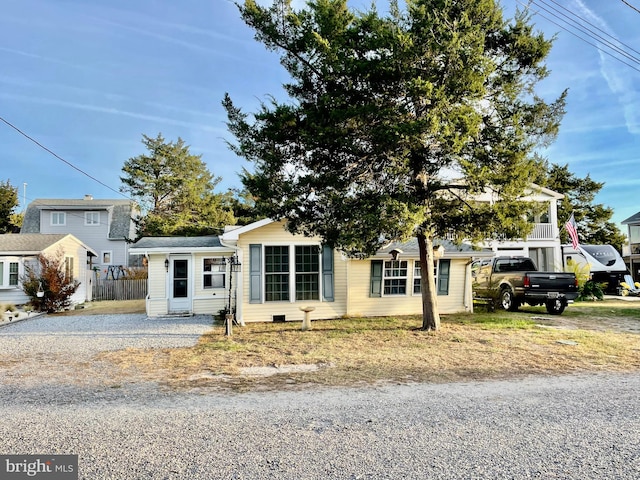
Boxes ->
[472,256,579,315]
[562,244,627,294]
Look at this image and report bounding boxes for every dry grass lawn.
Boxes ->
[97,300,640,392]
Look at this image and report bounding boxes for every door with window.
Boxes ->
[169,256,191,313]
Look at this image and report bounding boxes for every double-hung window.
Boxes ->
[203,258,225,289]
[295,246,320,300]
[265,246,290,301]
[383,260,408,295]
[0,261,19,288]
[51,212,65,226]
[85,211,100,225]
[412,260,451,296]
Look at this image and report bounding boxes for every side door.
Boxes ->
[168,255,191,313]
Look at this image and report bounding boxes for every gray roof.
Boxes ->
[376,238,493,258]
[21,198,137,239]
[622,211,640,225]
[0,233,73,254]
[131,236,224,250]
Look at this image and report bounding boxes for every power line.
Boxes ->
[0,115,129,200]
[519,0,640,75]
[621,0,640,15]
[533,0,640,64]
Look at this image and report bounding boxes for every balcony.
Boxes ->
[526,223,555,240]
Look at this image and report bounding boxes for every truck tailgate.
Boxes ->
[525,273,577,292]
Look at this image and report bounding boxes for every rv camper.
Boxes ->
[562,244,627,294]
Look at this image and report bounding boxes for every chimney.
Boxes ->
[84,195,93,201]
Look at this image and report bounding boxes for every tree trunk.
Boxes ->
[418,232,440,331]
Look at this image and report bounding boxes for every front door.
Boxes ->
[169,256,191,313]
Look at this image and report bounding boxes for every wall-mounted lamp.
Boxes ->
[223,254,242,272]
[164,258,169,272]
[389,248,403,261]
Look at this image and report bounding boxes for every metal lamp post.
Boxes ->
[224,254,241,336]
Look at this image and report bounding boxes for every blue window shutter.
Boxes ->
[249,244,262,303]
[437,259,450,295]
[370,260,383,297]
[322,245,334,302]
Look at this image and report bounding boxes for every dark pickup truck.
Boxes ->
[472,256,579,315]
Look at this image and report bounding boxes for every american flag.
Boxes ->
[565,213,580,249]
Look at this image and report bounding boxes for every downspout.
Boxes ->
[464,259,474,312]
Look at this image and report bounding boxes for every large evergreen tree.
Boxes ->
[120,133,235,237]
[224,0,566,330]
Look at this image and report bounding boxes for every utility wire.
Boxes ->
[533,0,640,64]
[519,0,640,75]
[621,0,640,15]
[0,115,129,200]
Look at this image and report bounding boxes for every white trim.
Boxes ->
[101,250,113,265]
[50,211,66,226]
[221,218,274,242]
[84,211,100,226]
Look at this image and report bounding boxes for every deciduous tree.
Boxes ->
[224,0,566,330]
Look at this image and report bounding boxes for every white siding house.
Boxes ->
[474,184,565,271]
[0,233,97,306]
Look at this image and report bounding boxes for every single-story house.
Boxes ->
[0,233,97,306]
[130,219,493,322]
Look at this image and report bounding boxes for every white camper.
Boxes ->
[562,244,627,294]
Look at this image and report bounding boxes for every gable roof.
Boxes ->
[376,238,493,259]
[129,236,227,253]
[622,211,640,225]
[21,198,138,239]
[0,233,97,256]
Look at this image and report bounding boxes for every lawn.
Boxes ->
[99,300,640,391]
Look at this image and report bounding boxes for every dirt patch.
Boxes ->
[52,299,146,316]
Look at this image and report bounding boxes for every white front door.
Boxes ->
[168,256,191,313]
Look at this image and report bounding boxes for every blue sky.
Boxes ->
[1,0,639,231]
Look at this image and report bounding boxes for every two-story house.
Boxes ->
[21,196,139,274]
[474,184,565,271]
[622,211,640,281]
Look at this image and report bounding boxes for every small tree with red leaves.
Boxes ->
[21,248,80,313]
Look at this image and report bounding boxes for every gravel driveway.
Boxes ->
[1,314,639,479]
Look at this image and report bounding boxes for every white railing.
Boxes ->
[527,223,554,240]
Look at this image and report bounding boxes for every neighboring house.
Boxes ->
[621,211,640,281]
[21,196,139,274]
[130,219,493,321]
[475,184,565,271]
[0,233,97,305]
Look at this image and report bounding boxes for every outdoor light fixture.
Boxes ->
[223,253,242,336]
[389,248,403,261]
[164,258,169,272]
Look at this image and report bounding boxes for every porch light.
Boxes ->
[223,253,242,336]
[389,248,403,261]
[164,258,169,272]
[224,254,242,272]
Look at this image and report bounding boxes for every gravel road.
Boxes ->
[1,314,639,479]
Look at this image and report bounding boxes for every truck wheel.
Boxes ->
[545,298,566,315]
[500,289,519,312]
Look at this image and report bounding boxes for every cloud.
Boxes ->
[573,0,640,134]
[0,93,226,134]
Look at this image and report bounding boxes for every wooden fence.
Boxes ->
[92,278,147,301]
